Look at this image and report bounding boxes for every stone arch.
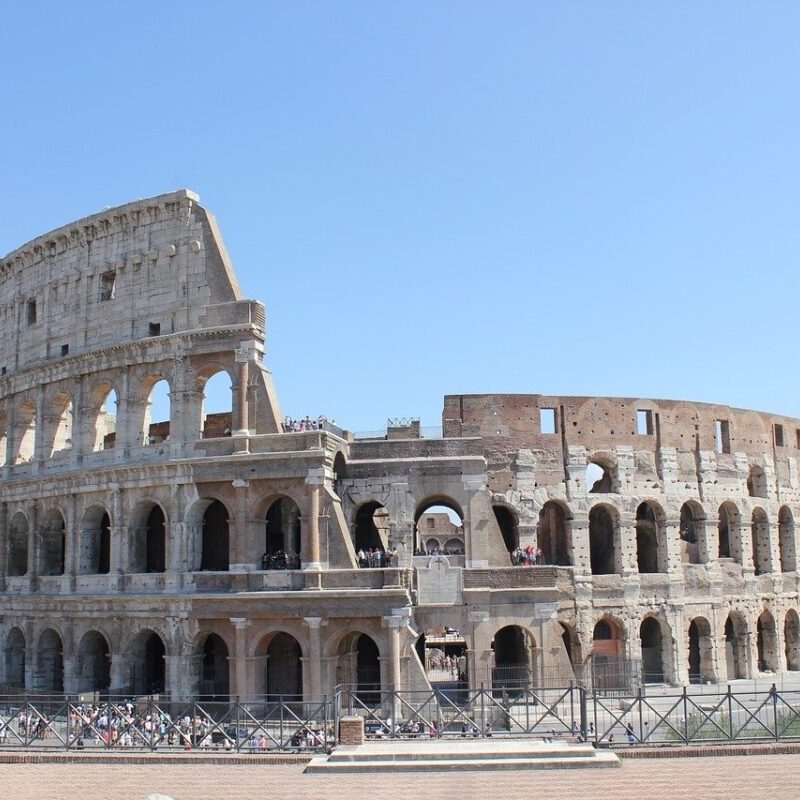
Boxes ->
[353,501,389,554]
[87,380,118,452]
[40,508,66,576]
[127,629,167,695]
[779,506,796,573]
[7,511,29,576]
[254,632,304,698]
[784,609,800,671]
[679,501,703,565]
[336,631,381,702]
[198,498,230,571]
[492,504,519,554]
[195,632,230,700]
[589,503,618,574]
[757,610,779,672]
[76,630,111,694]
[46,390,73,458]
[537,501,571,566]
[0,410,7,466]
[414,498,464,555]
[12,399,36,463]
[751,508,772,575]
[718,501,740,561]
[640,616,666,684]
[491,625,536,689]
[586,453,617,494]
[443,538,464,554]
[636,501,666,573]
[724,612,748,680]
[4,627,25,689]
[140,375,171,445]
[263,495,302,566]
[36,628,64,693]
[747,465,768,499]
[78,504,111,575]
[687,616,715,684]
[129,501,167,574]
[197,364,234,439]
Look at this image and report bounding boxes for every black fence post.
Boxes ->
[579,686,588,742]
[771,683,779,742]
[682,686,689,744]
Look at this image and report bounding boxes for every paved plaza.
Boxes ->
[1,754,798,800]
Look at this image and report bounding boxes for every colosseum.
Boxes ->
[0,189,798,703]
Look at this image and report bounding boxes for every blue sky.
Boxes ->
[2,3,800,431]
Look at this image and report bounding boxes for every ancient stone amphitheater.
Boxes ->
[0,189,796,701]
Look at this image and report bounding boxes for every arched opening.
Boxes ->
[14,400,36,463]
[718,503,736,559]
[591,618,626,691]
[688,617,715,684]
[586,460,615,493]
[679,502,702,565]
[8,512,29,576]
[91,385,118,451]
[640,617,665,684]
[79,506,111,575]
[589,505,616,574]
[443,538,464,555]
[48,393,73,457]
[265,633,303,699]
[636,502,662,573]
[537,502,571,565]
[0,412,7,466]
[200,369,233,439]
[491,625,534,690]
[40,509,66,576]
[77,631,111,694]
[779,507,796,573]
[130,503,166,574]
[418,625,468,689]
[36,629,64,693]
[424,538,441,553]
[757,611,778,672]
[336,632,381,704]
[353,501,389,554]
[414,500,464,556]
[724,613,748,680]
[200,500,230,571]
[493,505,519,554]
[747,466,768,499]
[751,509,772,575]
[144,379,170,445]
[198,633,230,700]
[264,497,301,568]
[785,610,800,671]
[5,628,25,689]
[129,630,166,696]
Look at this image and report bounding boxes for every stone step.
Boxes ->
[326,744,598,762]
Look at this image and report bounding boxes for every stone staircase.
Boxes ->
[305,738,620,773]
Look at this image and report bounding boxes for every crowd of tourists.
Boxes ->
[509,545,544,566]
[356,547,398,568]
[261,550,300,570]
[282,415,332,432]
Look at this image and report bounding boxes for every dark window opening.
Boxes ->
[715,420,731,454]
[774,424,785,447]
[26,299,36,325]
[60,344,69,357]
[636,409,654,435]
[99,271,116,301]
[148,322,161,336]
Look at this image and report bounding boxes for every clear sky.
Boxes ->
[2,3,800,431]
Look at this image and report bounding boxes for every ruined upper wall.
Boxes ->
[443,393,800,492]
[0,190,259,371]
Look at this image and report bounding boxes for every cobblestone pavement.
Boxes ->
[2,754,799,800]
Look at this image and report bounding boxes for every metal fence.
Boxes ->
[0,696,332,753]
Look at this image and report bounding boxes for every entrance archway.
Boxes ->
[36,629,64,693]
[757,611,778,672]
[337,632,381,704]
[724,613,748,680]
[129,630,166,695]
[77,631,111,694]
[636,502,663,573]
[785,610,800,671]
[4,628,25,689]
[640,617,665,684]
[265,633,303,698]
[264,497,301,566]
[198,633,230,700]
[491,626,534,690]
[537,502,571,565]
[688,617,715,684]
[589,505,616,574]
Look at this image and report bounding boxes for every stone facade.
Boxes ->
[0,190,798,701]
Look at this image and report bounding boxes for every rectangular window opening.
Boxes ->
[636,409,654,435]
[26,299,36,325]
[148,322,161,337]
[539,407,556,435]
[99,271,116,301]
[774,423,785,448]
[715,419,731,454]
[796,429,800,450]
[60,344,69,357]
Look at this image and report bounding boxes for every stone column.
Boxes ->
[65,494,77,591]
[303,470,324,571]
[467,611,491,691]
[569,513,591,572]
[234,359,249,436]
[304,616,325,701]
[229,479,251,571]
[663,516,684,573]
[231,617,249,699]
[109,488,125,590]
[617,512,638,577]
[110,652,127,694]
[0,501,7,592]
[27,504,38,592]
[167,482,185,588]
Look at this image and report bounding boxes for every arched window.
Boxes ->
[265,633,303,698]
[679,503,702,565]
[751,509,772,575]
[91,384,118,451]
[779,507,796,573]
[635,502,662,573]
[491,626,534,691]
[8,512,29,576]
[589,505,617,574]
[79,506,110,575]
[757,611,778,672]
[688,617,715,684]
[200,500,229,571]
[718,502,737,559]
[337,632,380,704]
[493,505,519,554]
[143,379,170,445]
[40,509,66,576]
[198,633,230,700]
[5,628,25,689]
[586,460,615,493]
[0,411,8,466]
[414,500,463,556]
[264,497,301,567]
[129,630,166,695]
[130,503,167,574]
[48,393,73,457]
[14,400,36,463]
[537,502,571,565]
[77,631,111,693]
[785,610,800,672]
[747,466,768,499]
[200,369,233,439]
[36,629,64,693]
[724,613,748,680]
[353,502,389,553]
[640,618,665,684]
